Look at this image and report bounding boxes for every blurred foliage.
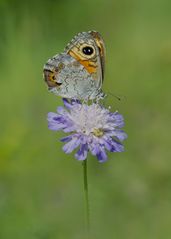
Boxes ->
[0,0,171,238]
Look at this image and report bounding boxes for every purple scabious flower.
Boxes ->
[47,99,127,163]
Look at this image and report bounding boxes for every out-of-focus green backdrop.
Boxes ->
[0,0,171,238]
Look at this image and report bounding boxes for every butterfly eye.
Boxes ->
[82,46,94,55]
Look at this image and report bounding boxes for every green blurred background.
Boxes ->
[0,0,171,238]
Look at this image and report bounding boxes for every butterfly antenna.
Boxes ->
[106,91,126,102]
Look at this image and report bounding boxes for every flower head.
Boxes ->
[47,99,127,162]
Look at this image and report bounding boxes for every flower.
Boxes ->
[47,99,127,163]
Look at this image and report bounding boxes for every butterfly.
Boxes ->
[43,31,106,100]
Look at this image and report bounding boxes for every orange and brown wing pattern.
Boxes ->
[65,31,105,82]
[89,31,106,81]
[43,69,62,88]
[43,58,65,88]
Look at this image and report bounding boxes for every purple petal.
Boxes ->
[63,98,73,109]
[60,135,73,142]
[47,112,63,122]
[112,111,124,120]
[110,140,124,152]
[62,136,81,154]
[48,119,68,131]
[105,129,127,141]
[113,130,127,141]
[60,133,80,142]
[89,141,108,162]
[103,140,115,152]
[62,98,81,110]
[109,112,125,128]
[48,122,64,131]
[63,125,76,133]
[57,106,69,116]
[104,138,124,152]
[97,148,108,163]
[47,112,58,119]
[47,112,71,131]
[75,144,88,161]
[89,143,99,156]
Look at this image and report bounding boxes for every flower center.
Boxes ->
[92,128,104,137]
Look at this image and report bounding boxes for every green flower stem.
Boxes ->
[82,159,90,233]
